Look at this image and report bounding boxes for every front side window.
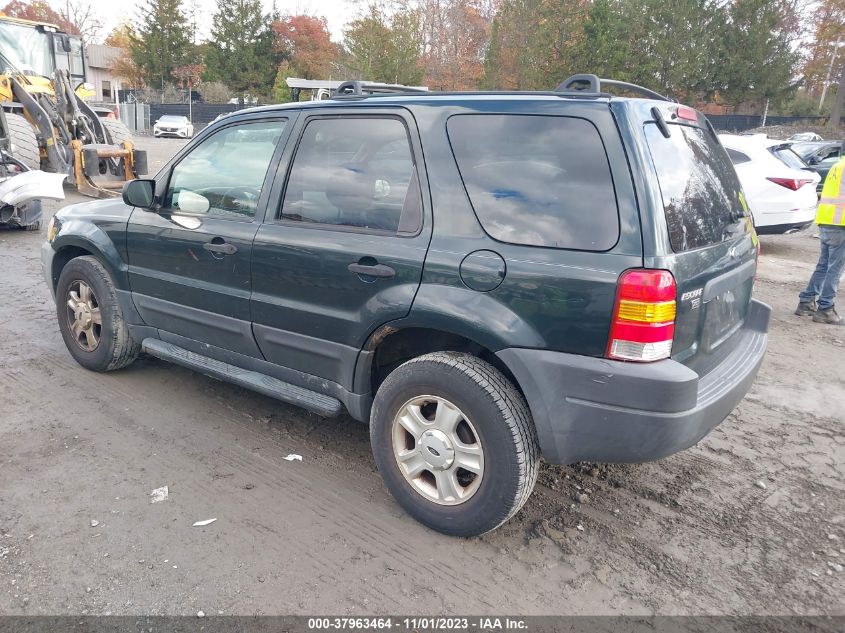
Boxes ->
[165,120,286,219]
[447,114,619,251]
[280,117,422,235]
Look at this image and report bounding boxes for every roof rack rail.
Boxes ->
[335,80,429,96]
[556,74,671,102]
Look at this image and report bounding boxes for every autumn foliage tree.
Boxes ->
[104,24,145,88]
[0,0,77,33]
[803,0,845,103]
[272,14,339,100]
[418,0,490,90]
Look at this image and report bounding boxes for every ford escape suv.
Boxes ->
[42,75,770,537]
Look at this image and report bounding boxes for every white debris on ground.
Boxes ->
[150,486,169,503]
[192,518,217,527]
[283,454,303,462]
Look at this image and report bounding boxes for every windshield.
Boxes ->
[0,21,53,77]
[159,116,188,124]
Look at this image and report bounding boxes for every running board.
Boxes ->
[141,338,343,418]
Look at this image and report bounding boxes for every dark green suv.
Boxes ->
[42,75,770,537]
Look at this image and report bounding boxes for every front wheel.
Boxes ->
[56,256,140,372]
[370,352,539,537]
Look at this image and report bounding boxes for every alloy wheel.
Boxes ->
[65,280,102,352]
[391,395,484,505]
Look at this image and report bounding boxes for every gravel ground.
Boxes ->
[0,136,843,616]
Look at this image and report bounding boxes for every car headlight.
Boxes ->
[47,216,60,242]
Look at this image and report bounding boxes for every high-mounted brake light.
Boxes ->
[607,269,677,362]
[766,177,813,191]
[676,105,697,121]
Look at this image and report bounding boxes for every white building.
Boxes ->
[85,44,122,103]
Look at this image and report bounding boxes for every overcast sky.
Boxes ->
[60,0,357,43]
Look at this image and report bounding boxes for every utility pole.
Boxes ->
[820,40,841,112]
[829,61,845,129]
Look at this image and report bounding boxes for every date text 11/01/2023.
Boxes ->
[307,617,528,630]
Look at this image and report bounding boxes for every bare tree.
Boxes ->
[61,0,104,43]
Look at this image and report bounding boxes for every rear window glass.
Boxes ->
[447,114,619,250]
[770,147,807,170]
[645,123,748,252]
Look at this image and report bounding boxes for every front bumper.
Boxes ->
[154,129,189,138]
[497,299,771,465]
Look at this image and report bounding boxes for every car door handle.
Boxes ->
[203,240,237,255]
[347,263,396,278]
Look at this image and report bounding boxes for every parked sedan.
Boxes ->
[788,132,823,142]
[153,115,194,139]
[792,141,842,195]
[720,134,820,234]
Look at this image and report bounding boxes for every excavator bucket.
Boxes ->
[72,139,147,198]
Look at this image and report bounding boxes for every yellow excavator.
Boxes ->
[0,15,147,228]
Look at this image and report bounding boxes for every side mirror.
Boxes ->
[60,35,72,52]
[122,179,155,209]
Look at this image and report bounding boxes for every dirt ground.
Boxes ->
[0,136,843,617]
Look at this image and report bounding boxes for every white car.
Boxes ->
[153,115,194,139]
[719,134,820,235]
[789,132,823,142]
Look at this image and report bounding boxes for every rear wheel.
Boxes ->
[100,117,132,147]
[370,352,539,537]
[56,256,140,372]
[5,112,40,170]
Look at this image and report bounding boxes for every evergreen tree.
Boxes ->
[205,0,277,96]
[343,4,424,85]
[715,0,802,109]
[131,0,191,90]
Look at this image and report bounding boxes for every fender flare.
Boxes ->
[50,227,129,293]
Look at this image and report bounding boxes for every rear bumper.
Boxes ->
[755,220,813,235]
[497,299,771,464]
[755,204,816,234]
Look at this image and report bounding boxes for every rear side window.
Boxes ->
[725,148,750,165]
[770,146,807,170]
[645,124,747,252]
[447,114,619,251]
[280,117,422,235]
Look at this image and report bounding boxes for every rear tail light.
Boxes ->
[766,177,813,191]
[607,269,677,362]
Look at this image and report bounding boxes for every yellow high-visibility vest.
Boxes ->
[817,156,845,226]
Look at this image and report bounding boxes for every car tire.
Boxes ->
[370,351,539,537]
[56,256,140,372]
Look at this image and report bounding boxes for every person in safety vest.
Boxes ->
[795,144,845,325]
